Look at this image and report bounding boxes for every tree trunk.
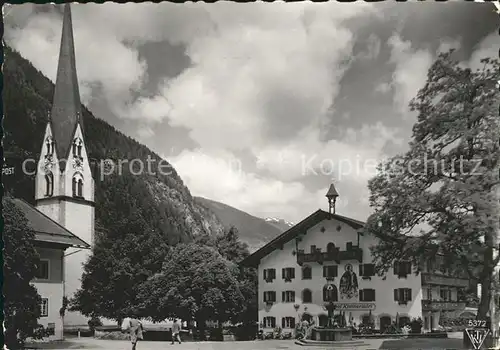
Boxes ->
[196,317,206,341]
[478,276,491,320]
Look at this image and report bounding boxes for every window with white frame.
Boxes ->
[263,316,276,328]
[40,298,48,317]
[282,290,295,303]
[282,317,295,329]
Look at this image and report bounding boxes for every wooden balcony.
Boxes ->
[421,300,467,311]
[296,247,363,265]
[421,273,469,288]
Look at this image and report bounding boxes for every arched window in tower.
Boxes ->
[72,173,84,198]
[77,179,83,197]
[73,137,83,158]
[45,172,54,197]
[45,136,54,155]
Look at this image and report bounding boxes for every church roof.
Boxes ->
[11,198,90,249]
[239,210,366,267]
[50,3,83,168]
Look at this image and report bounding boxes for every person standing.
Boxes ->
[171,319,182,345]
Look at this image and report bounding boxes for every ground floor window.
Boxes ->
[46,323,55,336]
[301,313,313,323]
[379,315,391,332]
[398,316,410,328]
[263,316,276,328]
[282,317,296,329]
[40,298,49,317]
[361,315,371,325]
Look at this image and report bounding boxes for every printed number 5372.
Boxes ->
[468,320,487,328]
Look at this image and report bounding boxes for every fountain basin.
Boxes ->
[311,327,352,341]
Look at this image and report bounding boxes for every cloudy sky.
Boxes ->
[4,2,498,223]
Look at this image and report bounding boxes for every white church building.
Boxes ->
[6,5,94,341]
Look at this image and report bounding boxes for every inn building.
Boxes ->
[240,184,471,334]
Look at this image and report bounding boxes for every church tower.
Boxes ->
[35,4,95,327]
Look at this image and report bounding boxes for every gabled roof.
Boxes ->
[11,198,90,249]
[239,209,365,267]
[50,3,84,169]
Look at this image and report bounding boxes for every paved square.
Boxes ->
[35,336,468,350]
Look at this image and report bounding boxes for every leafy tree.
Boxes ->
[366,50,500,319]
[3,196,43,348]
[214,227,257,325]
[70,202,171,321]
[138,243,245,334]
[215,226,251,263]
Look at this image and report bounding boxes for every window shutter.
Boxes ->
[292,291,295,302]
[291,268,295,278]
[407,262,412,274]
[264,269,268,280]
[367,264,375,276]
[359,289,364,301]
[282,318,286,328]
[393,261,399,275]
[407,288,412,301]
[323,266,327,277]
[359,264,364,276]
[282,291,286,302]
[371,289,376,301]
[394,289,399,301]
[271,269,276,279]
[291,318,295,328]
[282,268,286,279]
[264,292,267,302]
[333,265,338,277]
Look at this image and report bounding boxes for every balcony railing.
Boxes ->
[421,300,467,311]
[421,273,469,288]
[296,247,363,265]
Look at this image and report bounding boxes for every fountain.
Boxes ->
[295,302,366,347]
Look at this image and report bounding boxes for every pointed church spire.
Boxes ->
[50,3,83,167]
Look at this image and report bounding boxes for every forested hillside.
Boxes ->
[3,45,225,244]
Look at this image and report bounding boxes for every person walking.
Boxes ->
[121,314,144,350]
[171,319,182,345]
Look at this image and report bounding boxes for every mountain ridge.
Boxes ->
[194,197,289,251]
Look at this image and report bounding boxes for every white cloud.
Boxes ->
[387,34,433,119]
[253,122,403,183]
[125,3,379,151]
[437,38,461,54]
[169,148,371,222]
[5,4,147,109]
[5,3,407,223]
[468,31,497,71]
[356,33,381,61]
